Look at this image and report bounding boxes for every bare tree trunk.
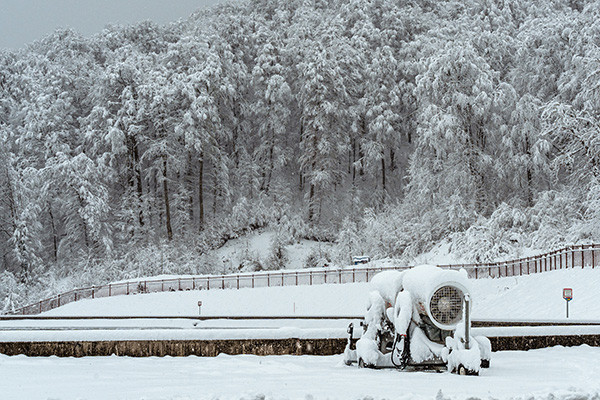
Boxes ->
[381,156,386,199]
[198,157,204,231]
[49,204,58,262]
[265,145,274,194]
[299,123,304,192]
[132,136,144,227]
[359,116,366,176]
[525,136,533,207]
[308,183,316,222]
[352,137,357,184]
[162,156,173,241]
[212,170,218,217]
[187,153,194,227]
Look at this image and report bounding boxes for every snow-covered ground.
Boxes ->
[43,268,600,321]
[3,268,600,399]
[2,346,600,400]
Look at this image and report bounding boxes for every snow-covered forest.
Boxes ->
[1,0,600,307]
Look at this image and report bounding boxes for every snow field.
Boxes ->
[2,346,600,400]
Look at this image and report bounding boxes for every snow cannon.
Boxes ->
[343,265,491,375]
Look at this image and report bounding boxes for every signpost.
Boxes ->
[198,300,202,316]
[563,288,573,318]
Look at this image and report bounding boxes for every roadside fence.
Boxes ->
[12,243,600,315]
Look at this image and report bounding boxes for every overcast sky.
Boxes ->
[0,0,224,50]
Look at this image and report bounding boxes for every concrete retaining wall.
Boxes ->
[0,338,344,357]
[1,335,599,357]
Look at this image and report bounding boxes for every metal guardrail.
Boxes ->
[12,243,600,316]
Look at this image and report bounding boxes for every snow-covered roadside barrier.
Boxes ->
[0,327,350,342]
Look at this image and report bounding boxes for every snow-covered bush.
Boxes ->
[528,190,582,249]
[264,234,289,271]
[334,217,363,265]
[570,181,600,243]
[0,271,24,314]
[304,246,332,269]
[452,203,528,262]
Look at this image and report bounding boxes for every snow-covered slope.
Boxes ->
[44,268,600,321]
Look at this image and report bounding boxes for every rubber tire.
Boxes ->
[481,359,490,368]
[458,365,467,375]
[358,358,376,369]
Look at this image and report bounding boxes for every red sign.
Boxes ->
[198,301,202,307]
[563,288,573,301]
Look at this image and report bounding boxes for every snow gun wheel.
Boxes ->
[457,365,479,376]
[358,358,375,369]
[480,359,490,369]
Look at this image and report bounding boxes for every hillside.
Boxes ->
[3,0,600,311]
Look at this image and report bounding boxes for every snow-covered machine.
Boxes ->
[343,265,491,375]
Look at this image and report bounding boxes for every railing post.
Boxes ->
[193,278,196,290]
[222,276,225,290]
[296,272,299,286]
[92,286,95,299]
[127,282,130,295]
[237,275,240,290]
[310,271,313,285]
[324,270,327,284]
[267,273,270,287]
[109,284,112,296]
[339,269,342,284]
[39,301,42,314]
[582,245,585,268]
[560,251,563,269]
[571,246,575,268]
[58,294,61,307]
[352,268,356,283]
[74,292,78,302]
[281,272,284,286]
[593,246,596,268]
[475,267,478,279]
[366,269,369,282]
[207,278,210,290]
[161,281,164,292]
[251,274,254,288]
[179,279,181,291]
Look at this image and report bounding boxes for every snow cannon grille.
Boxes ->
[429,285,463,328]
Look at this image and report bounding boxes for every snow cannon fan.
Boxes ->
[425,282,468,330]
